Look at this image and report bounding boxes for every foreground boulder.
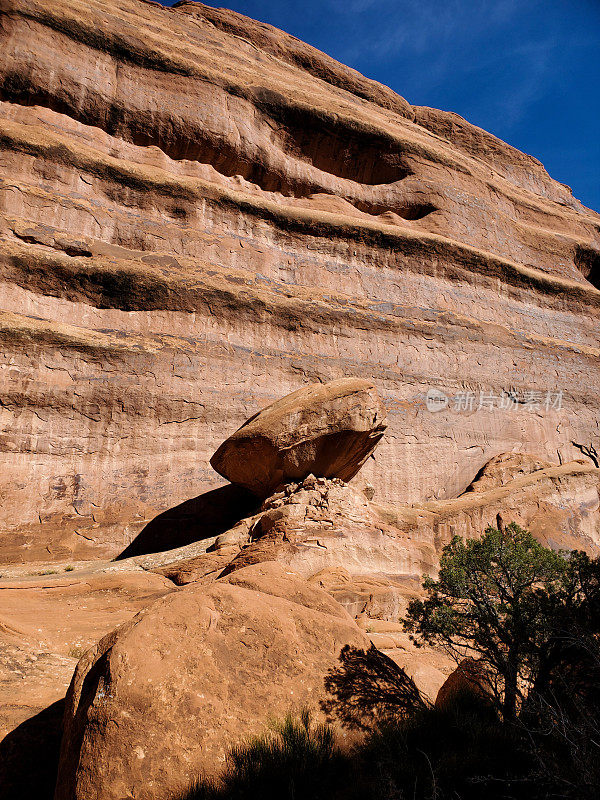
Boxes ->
[435,658,494,712]
[210,378,387,496]
[54,562,370,800]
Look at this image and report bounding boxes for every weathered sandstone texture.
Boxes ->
[54,562,371,800]
[0,567,174,799]
[153,456,600,623]
[3,452,598,797]
[0,569,173,740]
[211,377,387,495]
[1,0,600,562]
[51,447,600,799]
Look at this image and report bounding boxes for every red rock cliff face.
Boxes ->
[0,0,599,561]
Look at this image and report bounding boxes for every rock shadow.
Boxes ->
[117,483,260,560]
[0,697,65,800]
[321,644,429,729]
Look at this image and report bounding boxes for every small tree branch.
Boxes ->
[572,441,600,468]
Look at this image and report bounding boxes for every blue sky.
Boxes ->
[164,0,599,211]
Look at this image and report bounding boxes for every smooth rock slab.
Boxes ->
[210,378,387,496]
[54,562,370,800]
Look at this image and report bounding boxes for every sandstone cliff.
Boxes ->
[1,0,599,562]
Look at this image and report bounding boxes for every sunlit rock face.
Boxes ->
[0,0,599,562]
[54,562,371,800]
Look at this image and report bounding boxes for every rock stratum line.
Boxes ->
[0,0,599,562]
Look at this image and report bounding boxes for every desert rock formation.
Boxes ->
[50,450,600,798]
[210,377,387,495]
[1,0,599,561]
[54,562,371,800]
[435,657,494,712]
[2,2,600,796]
[3,377,599,796]
[0,568,174,799]
[150,458,600,617]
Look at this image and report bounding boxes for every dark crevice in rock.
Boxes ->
[351,199,437,220]
[1,75,411,198]
[128,126,315,197]
[575,244,600,290]
[14,7,195,75]
[0,81,319,198]
[254,88,413,185]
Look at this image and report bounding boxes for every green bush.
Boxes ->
[180,704,536,800]
[183,709,349,800]
[405,523,584,720]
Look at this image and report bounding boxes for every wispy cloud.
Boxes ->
[324,0,567,131]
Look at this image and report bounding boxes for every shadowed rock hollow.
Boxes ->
[1,0,600,562]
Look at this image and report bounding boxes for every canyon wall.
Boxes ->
[1,0,599,561]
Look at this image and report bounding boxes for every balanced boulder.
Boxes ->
[54,562,370,800]
[210,378,387,496]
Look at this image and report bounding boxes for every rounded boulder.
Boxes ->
[210,378,387,496]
